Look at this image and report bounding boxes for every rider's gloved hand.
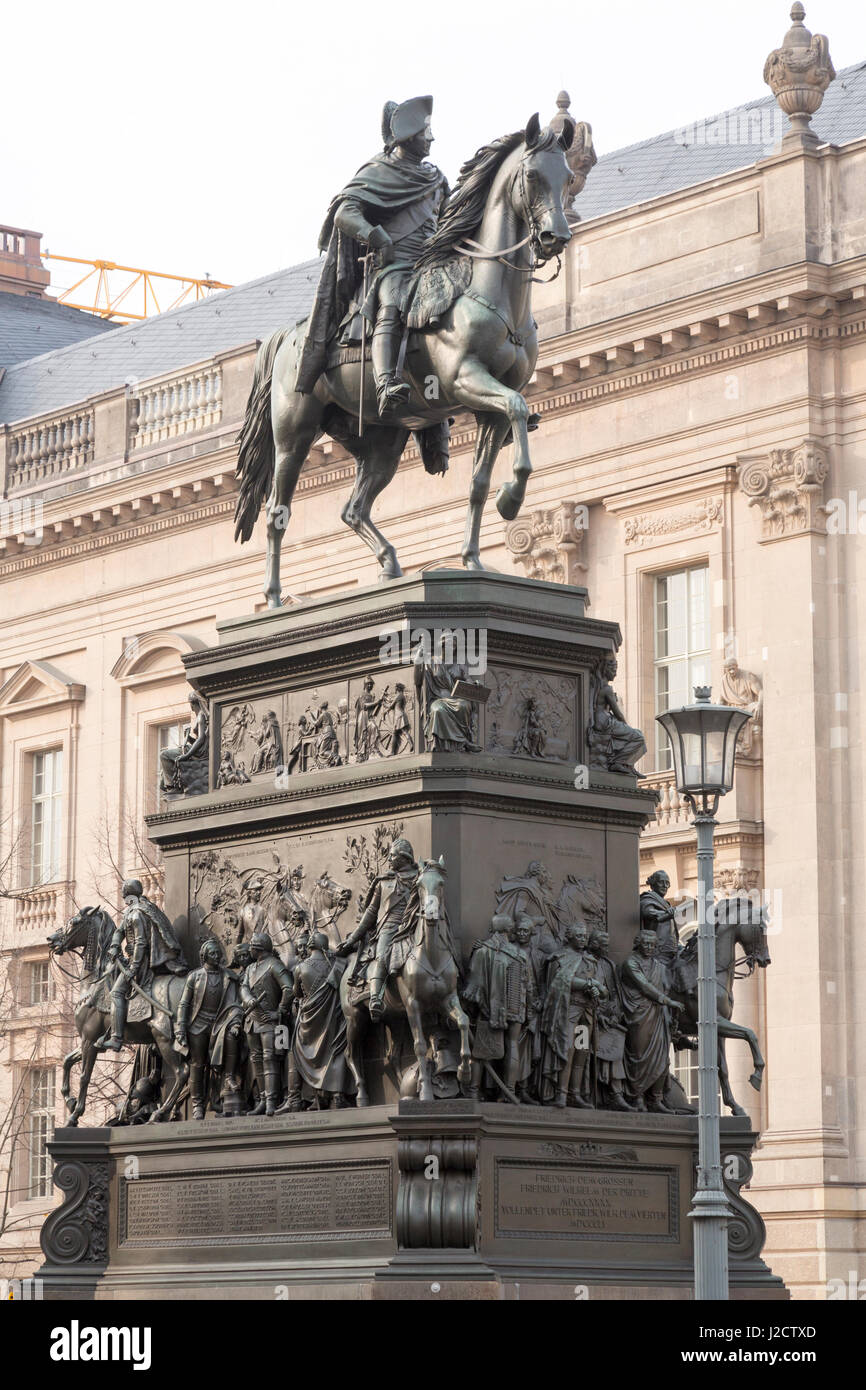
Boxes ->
[368,224,394,266]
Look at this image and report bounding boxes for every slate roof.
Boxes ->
[0,290,116,369]
[575,59,866,223]
[0,260,321,426]
[1,61,864,428]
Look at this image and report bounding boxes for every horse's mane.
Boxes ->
[414,130,525,272]
[84,907,116,976]
[408,126,560,331]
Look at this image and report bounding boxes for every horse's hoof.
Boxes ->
[495,483,524,522]
[68,1116,80,1128]
[730,1103,748,1117]
[461,552,487,572]
[378,556,403,582]
[264,593,282,610]
[356,1095,369,1109]
[457,1058,473,1086]
[749,1071,764,1091]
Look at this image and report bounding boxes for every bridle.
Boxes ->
[455,148,565,284]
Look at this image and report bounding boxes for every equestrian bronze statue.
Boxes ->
[234,97,591,606]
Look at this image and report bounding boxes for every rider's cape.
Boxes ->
[295,151,447,395]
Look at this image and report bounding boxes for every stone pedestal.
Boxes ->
[38,1107,785,1300]
[39,572,786,1297]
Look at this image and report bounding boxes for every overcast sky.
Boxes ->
[4,1,863,293]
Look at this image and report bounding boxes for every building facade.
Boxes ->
[1,49,865,1295]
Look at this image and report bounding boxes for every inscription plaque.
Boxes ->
[120,1160,393,1247]
[494,1160,679,1243]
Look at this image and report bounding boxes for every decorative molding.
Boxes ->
[39,1155,109,1268]
[110,629,207,685]
[738,437,829,541]
[716,864,761,894]
[505,500,588,584]
[623,496,723,547]
[0,659,85,718]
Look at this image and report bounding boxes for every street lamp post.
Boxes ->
[656,686,751,1302]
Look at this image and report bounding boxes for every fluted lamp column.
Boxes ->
[656,686,751,1301]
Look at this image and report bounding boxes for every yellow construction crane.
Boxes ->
[40,252,233,322]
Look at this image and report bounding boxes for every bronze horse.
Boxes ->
[234,114,582,606]
[339,858,471,1104]
[673,901,771,1116]
[48,906,189,1125]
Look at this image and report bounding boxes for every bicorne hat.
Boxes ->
[390,95,433,143]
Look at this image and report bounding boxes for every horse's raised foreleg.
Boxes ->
[264,392,324,608]
[341,426,409,580]
[452,360,532,522]
[462,412,512,569]
[718,1016,765,1099]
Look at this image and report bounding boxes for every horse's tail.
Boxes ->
[233,327,291,543]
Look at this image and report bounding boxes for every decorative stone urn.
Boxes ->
[763,4,835,142]
[549,91,597,208]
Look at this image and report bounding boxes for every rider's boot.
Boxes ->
[96,993,127,1052]
[249,1054,267,1115]
[189,1064,205,1121]
[264,1060,281,1117]
[372,307,410,415]
[367,961,388,1021]
[605,1084,634,1112]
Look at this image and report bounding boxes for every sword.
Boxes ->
[113,955,178,1020]
[358,250,374,438]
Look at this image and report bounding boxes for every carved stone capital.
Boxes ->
[505,500,588,585]
[738,439,829,540]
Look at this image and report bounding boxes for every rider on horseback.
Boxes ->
[96,879,185,1052]
[296,96,449,417]
[335,836,417,1020]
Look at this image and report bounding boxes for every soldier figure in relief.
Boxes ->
[96,879,185,1052]
[336,836,418,1020]
[176,939,244,1120]
[241,931,293,1115]
[464,914,539,1102]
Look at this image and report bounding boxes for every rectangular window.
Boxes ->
[156,720,186,798]
[28,960,52,1006]
[31,749,63,885]
[653,567,710,769]
[671,1047,699,1106]
[27,1067,55,1199]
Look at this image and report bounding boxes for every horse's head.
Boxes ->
[48,906,97,956]
[512,113,574,260]
[49,904,115,975]
[716,897,772,973]
[739,910,772,971]
[416,857,447,922]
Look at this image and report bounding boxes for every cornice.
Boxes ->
[2,279,863,579]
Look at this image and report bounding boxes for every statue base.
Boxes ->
[38,1106,787,1300]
